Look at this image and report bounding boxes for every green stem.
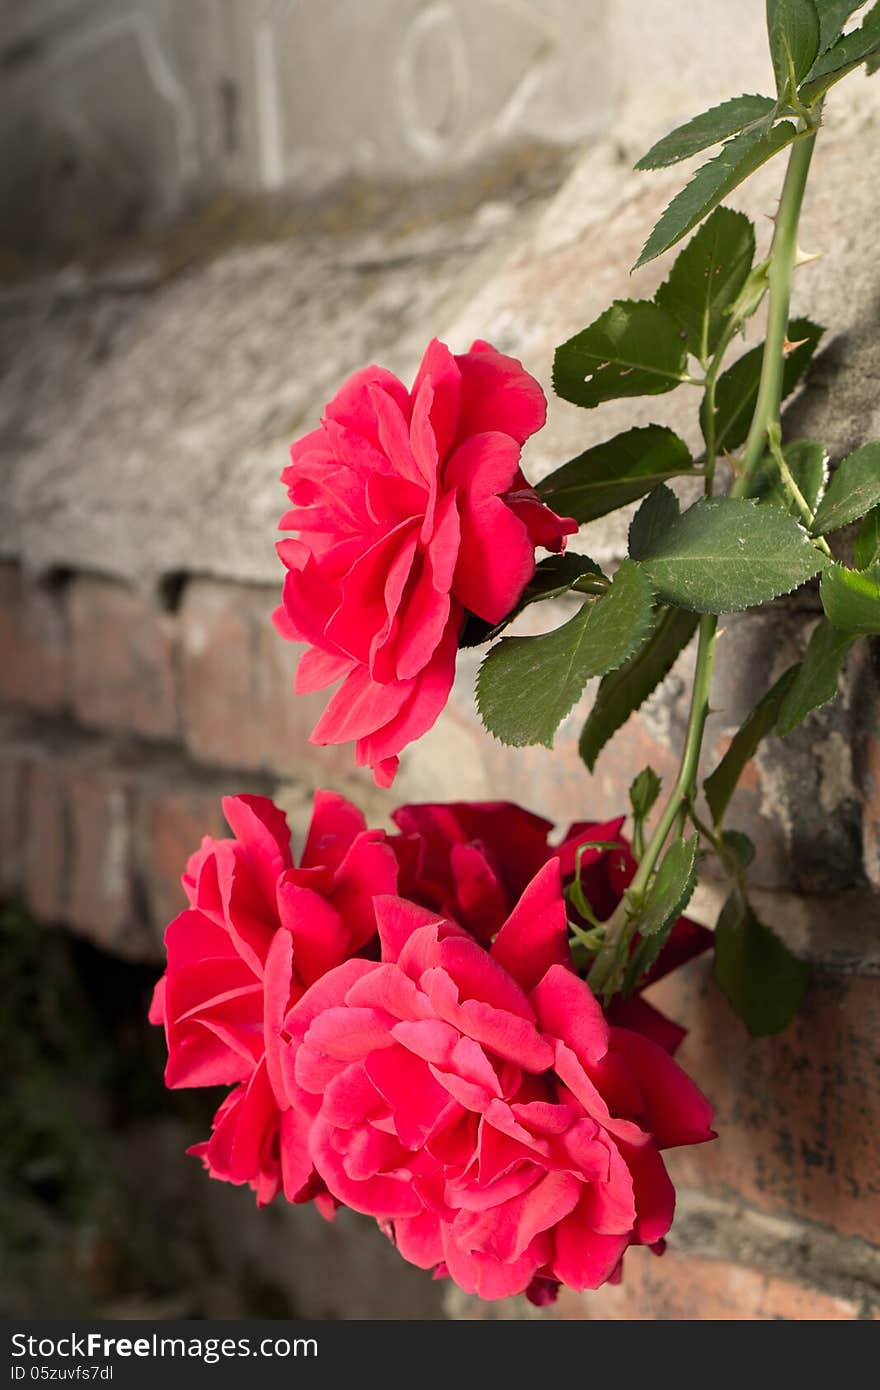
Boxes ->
[587,126,821,1002]
[688,798,722,850]
[766,425,833,557]
[633,816,646,860]
[588,613,718,995]
[731,130,817,499]
[702,314,740,496]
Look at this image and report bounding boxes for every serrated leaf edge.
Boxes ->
[634,94,778,171]
[635,497,828,615]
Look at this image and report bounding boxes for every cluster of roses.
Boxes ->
[150,791,714,1304]
[152,337,715,1302]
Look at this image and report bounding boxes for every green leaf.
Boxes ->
[524,551,606,598]
[630,767,662,820]
[777,619,855,735]
[720,828,757,871]
[704,666,797,824]
[811,442,880,535]
[820,561,880,633]
[476,560,654,748]
[537,426,693,525]
[767,0,821,99]
[621,917,677,996]
[622,833,699,995]
[655,207,756,363]
[704,318,824,453]
[714,886,812,1035]
[634,95,778,170]
[627,482,682,558]
[459,552,605,648]
[552,301,688,409]
[638,834,699,937]
[752,438,828,517]
[635,122,797,268]
[802,0,880,95]
[630,493,827,613]
[854,506,880,569]
[579,606,699,771]
[817,1,870,52]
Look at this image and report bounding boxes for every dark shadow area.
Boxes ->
[0,903,446,1320]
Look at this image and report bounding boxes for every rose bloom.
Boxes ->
[273,339,576,787]
[391,800,555,944]
[279,859,715,1301]
[149,790,398,1207]
[392,802,711,1050]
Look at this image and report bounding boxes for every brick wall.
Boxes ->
[2,556,879,1318]
[0,562,312,960]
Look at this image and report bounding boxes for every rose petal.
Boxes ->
[492,860,571,992]
[609,1027,716,1148]
[552,1201,629,1291]
[455,341,547,445]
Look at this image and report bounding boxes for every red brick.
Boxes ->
[134,777,230,951]
[0,565,69,711]
[179,579,348,777]
[64,762,143,956]
[548,1245,869,1320]
[0,741,27,896]
[23,755,68,924]
[23,742,155,959]
[646,957,880,1246]
[69,576,179,740]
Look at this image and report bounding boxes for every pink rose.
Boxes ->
[149,790,398,1206]
[279,860,715,1300]
[273,339,576,787]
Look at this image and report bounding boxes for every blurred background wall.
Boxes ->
[1,0,770,260]
[1,0,879,1320]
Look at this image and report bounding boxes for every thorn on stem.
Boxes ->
[795,244,824,268]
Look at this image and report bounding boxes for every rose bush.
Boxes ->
[279,859,715,1301]
[149,10,880,1307]
[273,338,575,787]
[149,790,398,1207]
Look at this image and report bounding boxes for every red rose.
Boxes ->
[273,339,575,786]
[149,790,398,1206]
[279,861,715,1300]
[391,800,555,943]
[391,803,712,1050]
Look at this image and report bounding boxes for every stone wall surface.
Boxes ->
[2,0,880,1321]
[1,0,769,250]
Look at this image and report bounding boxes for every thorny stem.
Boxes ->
[588,128,820,999]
